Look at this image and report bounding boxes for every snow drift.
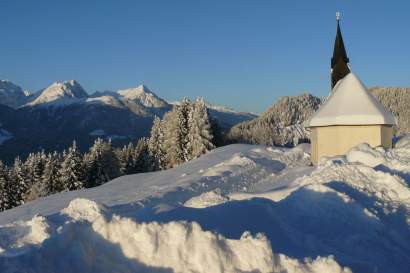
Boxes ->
[0,198,350,273]
[1,138,410,272]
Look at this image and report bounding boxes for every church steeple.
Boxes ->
[331,12,350,89]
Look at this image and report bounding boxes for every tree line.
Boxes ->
[0,98,219,211]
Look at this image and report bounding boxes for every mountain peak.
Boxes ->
[27,80,88,107]
[117,85,169,108]
[0,80,28,108]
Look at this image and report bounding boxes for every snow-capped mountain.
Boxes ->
[117,84,169,108]
[26,80,89,107]
[0,80,30,108]
[0,80,255,163]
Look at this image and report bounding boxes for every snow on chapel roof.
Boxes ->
[308,72,397,127]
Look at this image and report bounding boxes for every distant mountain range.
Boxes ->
[0,80,256,163]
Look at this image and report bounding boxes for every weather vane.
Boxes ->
[336,11,341,21]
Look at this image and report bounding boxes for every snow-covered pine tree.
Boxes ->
[163,110,184,168]
[84,138,120,188]
[178,98,192,162]
[148,116,166,170]
[118,142,135,175]
[42,152,63,194]
[60,141,86,191]
[188,98,215,159]
[8,157,29,207]
[134,137,151,173]
[0,161,10,211]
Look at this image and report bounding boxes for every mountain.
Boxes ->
[117,85,169,108]
[26,80,89,107]
[0,80,255,163]
[0,80,30,108]
[227,93,321,146]
[1,140,410,272]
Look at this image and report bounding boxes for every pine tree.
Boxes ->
[9,157,29,207]
[178,98,192,162]
[163,110,184,168]
[134,138,151,173]
[148,116,166,170]
[85,138,120,188]
[60,141,86,191]
[188,98,215,159]
[42,152,63,193]
[118,142,135,175]
[0,161,10,211]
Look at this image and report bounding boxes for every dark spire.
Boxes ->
[331,12,350,89]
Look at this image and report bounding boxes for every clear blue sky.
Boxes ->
[1,0,409,113]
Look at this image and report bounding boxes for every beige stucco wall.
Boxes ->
[310,125,393,164]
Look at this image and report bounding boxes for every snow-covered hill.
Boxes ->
[1,138,410,272]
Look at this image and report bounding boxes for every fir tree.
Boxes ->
[188,98,215,159]
[118,142,135,175]
[60,141,86,191]
[85,138,120,188]
[9,157,29,207]
[134,138,151,173]
[42,152,63,193]
[148,116,166,170]
[0,161,10,211]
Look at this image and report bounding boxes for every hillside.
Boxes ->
[1,138,410,272]
[228,87,410,147]
[370,87,410,134]
[227,93,321,146]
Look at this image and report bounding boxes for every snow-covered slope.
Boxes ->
[2,139,410,272]
[0,80,29,108]
[27,80,89,107]
[117,84,169,108]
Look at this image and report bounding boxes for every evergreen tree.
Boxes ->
[42,152,63,193]
[0,161,10,211]
[9,157,29,207]
[163,110,185,168]
[85,138,120,188]
[118,142,135,175]
[188,98,215,159]
[148,116,166,170]
[134,138,151,173]
[178,98,192,161]
[60,141,86,191]
[24,151,47,188]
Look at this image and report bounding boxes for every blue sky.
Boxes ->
[1,0,409,113]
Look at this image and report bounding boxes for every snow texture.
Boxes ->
[0,198,350,273]
[308,73,396,127]
[1,141,410,272]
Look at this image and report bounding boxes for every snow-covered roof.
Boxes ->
[307,73,397,127]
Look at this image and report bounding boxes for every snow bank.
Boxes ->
[346,143,386,167]
[183,189,229,208]
[0,198,351,273]
[0,215,49,256]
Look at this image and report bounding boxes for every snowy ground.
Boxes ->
[1,139,410,273]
